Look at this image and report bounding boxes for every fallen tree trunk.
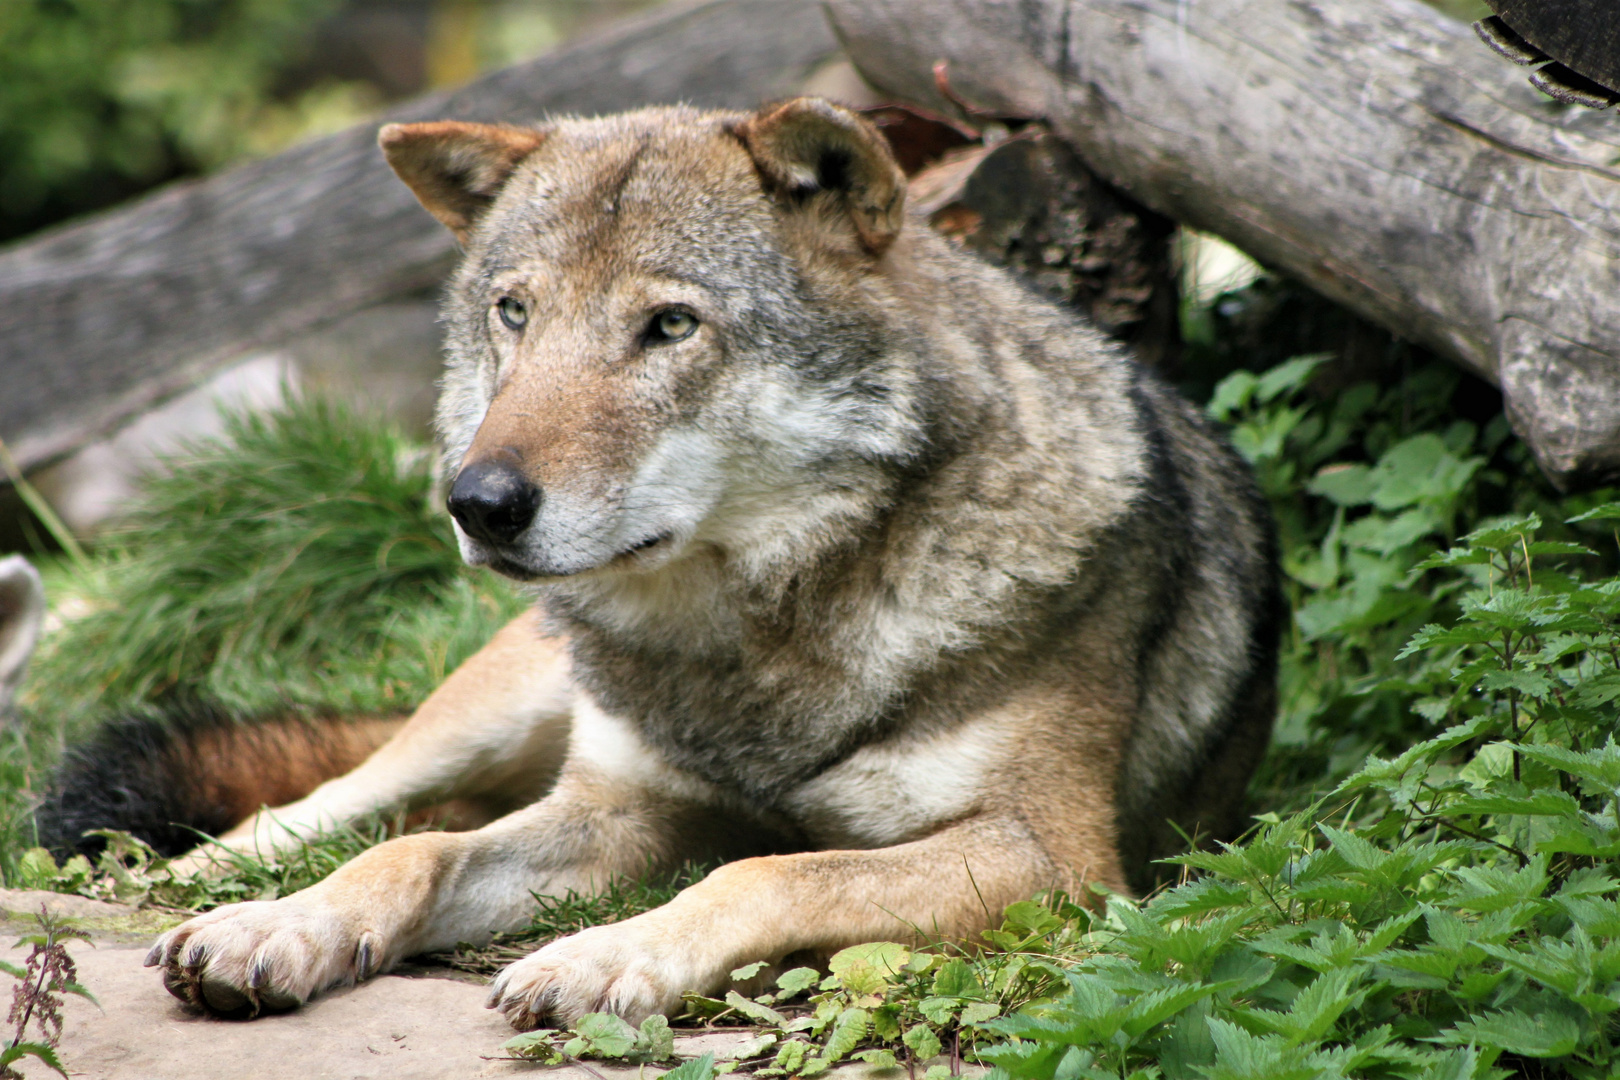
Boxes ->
[0,0,837,475]
[827,0,1620,488]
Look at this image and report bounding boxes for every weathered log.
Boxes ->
[0,0,838,475]
[827,0,1620,488]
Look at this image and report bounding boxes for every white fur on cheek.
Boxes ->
[608,427,728,551]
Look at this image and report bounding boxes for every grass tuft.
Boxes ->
[19,394,523,744]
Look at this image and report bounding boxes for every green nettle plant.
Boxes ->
[1,907,94,1079]
[972,506,1620,1080]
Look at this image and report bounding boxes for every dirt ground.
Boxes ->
[0,889,795,1080]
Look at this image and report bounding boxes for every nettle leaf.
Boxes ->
[1570,672,1620,707]
[1119,981,1219,1039]
[1460,513,1542,551]
[1566,502,1620,523]
[775,967,821,1001]
[1526,541,1598,557]
[1477,669,1553,699]
[1413,546,1495,572]
[1317,823,1385,873]
[1367,435,1483,512]
[1342,506,1440,556]
[1201,1017,1318,1080]
[1445,856,1551,913]
[1556,866,1620,899]
[1308,464,1376,508]
[903,1023,942,1062]
[1433,1008,1580,1058]
[1518,738,1620,793]
[724,991,787,1028]
[1340,715,1498,794]
[1373,947,1460,988]
[1534,816,1620,858]
[0,1042,67,1079]
[662,1052,719,1080]
[1444,789,1582,817]
[1396,621,1496,659]
[1148,878,1255,921]
[931,958,984,998]
[828,942,909,982]
[1207,371,1259,422]
[1245,967,1367,1046]
[1255,354,1331,404]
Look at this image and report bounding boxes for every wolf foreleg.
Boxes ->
[488,813,1078,1029]
[147,749,745,1017]
[167,611,573,876]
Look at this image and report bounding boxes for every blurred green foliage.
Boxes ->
[18,395,523,742]
[0,0,372,244]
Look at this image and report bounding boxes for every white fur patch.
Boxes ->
[782,715,1014,848]
[568,696,717,804]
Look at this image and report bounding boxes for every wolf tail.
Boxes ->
[33,708,404,859]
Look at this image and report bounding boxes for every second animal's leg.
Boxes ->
[168,611,572,875]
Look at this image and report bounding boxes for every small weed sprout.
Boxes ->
[0,906,95,1079]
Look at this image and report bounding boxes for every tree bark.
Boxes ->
[0,0,838,475]
[826,0,1620,489]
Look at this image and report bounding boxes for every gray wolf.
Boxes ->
[142,98,1279,1027]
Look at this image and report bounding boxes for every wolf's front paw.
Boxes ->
[488,921,691,1030]
[145,899,384,1018]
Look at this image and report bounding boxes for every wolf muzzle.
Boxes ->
[449,460,542,545]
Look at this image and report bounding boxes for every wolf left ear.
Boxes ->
[733,98,906,256]
[378,120,546,244]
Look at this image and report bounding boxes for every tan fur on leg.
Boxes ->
[487,813,1107,1028]
[167,611,573,876]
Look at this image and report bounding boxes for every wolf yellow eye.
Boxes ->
[650,309,697,343]
[497,297,527,331]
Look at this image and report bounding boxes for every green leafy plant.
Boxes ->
[960,511,1620,1079]
[1,906,95,1079]
[12,816,447,914]
[0,0,365,243]
[503,1012,677,1066]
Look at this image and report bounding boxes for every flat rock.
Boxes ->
[2,938,908,1080]
[0,895,942,1079]
[0,887,180,943]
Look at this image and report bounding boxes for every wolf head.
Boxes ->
[0,555,44,722]
[380,100,929,584]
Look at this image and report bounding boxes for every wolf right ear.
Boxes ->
[378,121,546,244]
[732,98,906,256]
[0,556,44,718]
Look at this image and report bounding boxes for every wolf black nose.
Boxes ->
[447,461,541,545]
